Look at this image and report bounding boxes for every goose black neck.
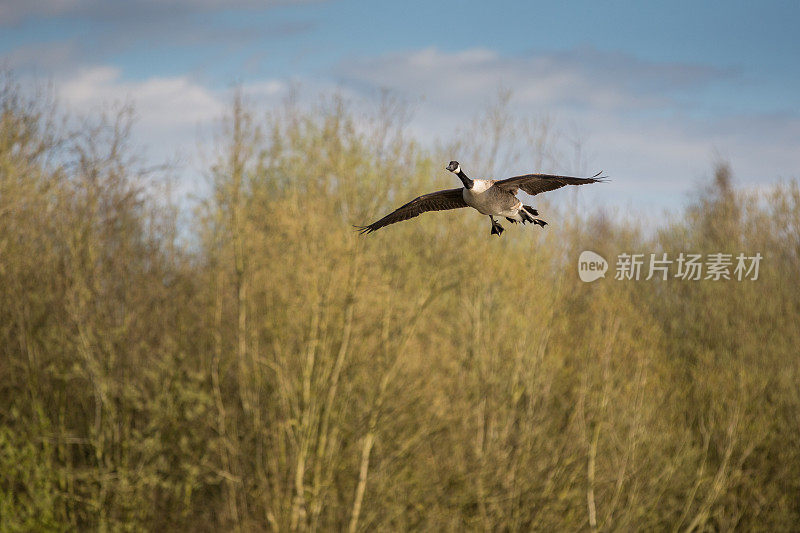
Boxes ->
[457,170,474,189]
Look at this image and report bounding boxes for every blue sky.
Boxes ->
[2,0,799,211]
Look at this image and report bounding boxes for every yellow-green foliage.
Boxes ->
[1,80,799,531]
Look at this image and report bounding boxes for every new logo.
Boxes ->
[578,251,608,282]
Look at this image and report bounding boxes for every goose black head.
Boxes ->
[446,160,473,189]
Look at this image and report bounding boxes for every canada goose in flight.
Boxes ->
[356,161,606,236]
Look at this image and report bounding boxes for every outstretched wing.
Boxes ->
[355,188,468,234]
[494,171,607,196]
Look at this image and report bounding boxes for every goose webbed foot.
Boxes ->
[489,216,504,236]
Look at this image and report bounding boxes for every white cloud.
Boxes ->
[60,66,224,133]
[334,47,799,210]
[241,79,290,100]
[51,66,300,201]
[54,67,224,201]
[16,46,797,214]
[338,47,729,114]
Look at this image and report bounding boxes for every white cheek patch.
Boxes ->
[454,165,461,174]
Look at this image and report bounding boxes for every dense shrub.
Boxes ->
[1,81,798,531]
